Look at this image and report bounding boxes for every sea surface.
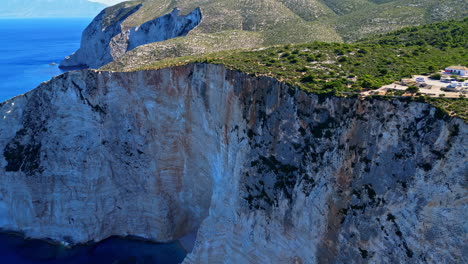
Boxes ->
[0,18,89,102]
[0,18,188,263]
[0,233,187,264]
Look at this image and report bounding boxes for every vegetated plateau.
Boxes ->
[105,18,467,121]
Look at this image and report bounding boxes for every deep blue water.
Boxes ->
[0,233,187,264]
[0,18,89,102]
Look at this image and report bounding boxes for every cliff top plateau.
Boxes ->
[104,18,468,121]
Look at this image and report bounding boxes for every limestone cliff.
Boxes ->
[59,4,202,69]
[0,64,466,263]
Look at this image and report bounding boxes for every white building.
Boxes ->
[445,65,468,77]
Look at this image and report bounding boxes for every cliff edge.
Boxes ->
[0,64,466,263]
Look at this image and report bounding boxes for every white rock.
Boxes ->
[59,7,202,69]
[0,64,466,263]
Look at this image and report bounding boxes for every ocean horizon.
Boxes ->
[0,18,91,102]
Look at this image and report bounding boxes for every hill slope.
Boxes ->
[0,0,106,18]
[361,18,468,49]
[330,0,468,42]
[81,0,467,70]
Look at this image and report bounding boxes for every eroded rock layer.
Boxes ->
[0,64,466,263]
[59,6,202,69]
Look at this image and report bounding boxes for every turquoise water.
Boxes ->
[0,18,89,102]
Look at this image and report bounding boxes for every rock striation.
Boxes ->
[59,6,202,69]
[0,63,466,263]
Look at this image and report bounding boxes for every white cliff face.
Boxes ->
[59,7,202,69]
[127,8,202,51]
[0,64,466,263]
[59,4,142,70]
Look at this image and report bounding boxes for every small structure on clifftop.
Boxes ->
[445,65,468,77]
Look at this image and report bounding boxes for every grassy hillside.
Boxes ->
[321,0,375,15]
[114,0,468,41]
[332,0,468,42]
[105,19,467,120]
[101,0,467,71]
[116,0,335,32]
[361,18,468,49]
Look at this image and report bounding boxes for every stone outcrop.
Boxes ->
[59,6,202,69]
[0,63,466,263]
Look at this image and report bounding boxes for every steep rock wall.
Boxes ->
[59,7,202,69]
[0,64,466,263]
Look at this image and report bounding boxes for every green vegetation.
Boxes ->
[146,49,460,90]
[125,18,467,121]
[424,97,468,121]
[430,73,442,80]
[406,86,419,94]
[322,0,374,15]
[135,40,466,94]
[330,0,468,42]
[102,0,468,69]
[106,16,468,120]
[119,0,467,42]
[361,18,468,49]
[102,1,142,29]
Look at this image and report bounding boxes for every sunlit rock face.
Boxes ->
[59,6,202,69]
[0,64,466,263]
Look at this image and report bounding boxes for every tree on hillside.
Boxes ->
[406,86,419,95]
[430,73,442,80]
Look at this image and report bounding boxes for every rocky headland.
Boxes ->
[0,63,466,263]
[59,4,202,69]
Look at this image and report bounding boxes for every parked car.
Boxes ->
[448,81,459,88]
[442,85,460,92]
[416,77,425,82]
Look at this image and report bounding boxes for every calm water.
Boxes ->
[0,233,187,264]
[0,18,188,263]
[0,18,89,102]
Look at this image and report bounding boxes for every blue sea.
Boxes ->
[0,18,188,263]
[0,18,89,102]
[0,233,187,264]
